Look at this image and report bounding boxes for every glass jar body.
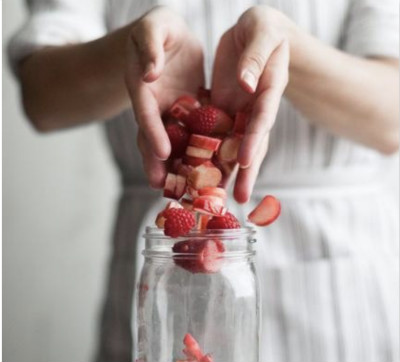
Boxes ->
[135,228,260,362]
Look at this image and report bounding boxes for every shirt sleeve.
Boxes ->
[8,0,107,74]
[342,0,399,58]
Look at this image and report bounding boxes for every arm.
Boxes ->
[212,6,399,203]
[18,25,131,132]
[286,25,400,155]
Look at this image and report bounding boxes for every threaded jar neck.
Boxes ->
[143,227,256,261]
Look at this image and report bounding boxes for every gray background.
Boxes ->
[3,1,118,362]
[2,1,399,362]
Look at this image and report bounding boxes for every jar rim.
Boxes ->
[143,226,256,240]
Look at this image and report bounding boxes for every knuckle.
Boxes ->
[245,52,266,74]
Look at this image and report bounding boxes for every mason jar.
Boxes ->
[134,227,260,362]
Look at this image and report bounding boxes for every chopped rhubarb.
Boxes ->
[164,173,177,199]
[169,95,201,121]
[189,134,222,151]
[248,195,281,226]
[193,197,227,216]
[218,135,242,163]
[187,162,222,190]
[186,146,214,159]
[183,155,209,167]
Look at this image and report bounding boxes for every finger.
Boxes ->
[131,20,166,82]
[238,41,289,168]
[237,32,278,93]
[234,132,270,203]
[128,82,171,160]
[137,130,167,188]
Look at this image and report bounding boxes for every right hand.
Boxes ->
[125,6,205,188]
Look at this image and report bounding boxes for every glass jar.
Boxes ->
[134,227,259,362]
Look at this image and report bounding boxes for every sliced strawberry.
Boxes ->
[197,86,211,105]
[169,95,201,121]
[185,105,233,135]
[164,173,177,199]
[173,239,225,273]
[198,187,227,199]
[189,134,222,151]
[181,198,194,211]
[165,121,190,158]
[195,195,225,206]
[183,155,209,167]
[233,112,248,135]
[206,212,241,229]
[218,135,242,163]
[248,195,281,226]
[187,162,222,190]
[193,197,227,216]
[186,146,214,159]
[175,175,187,200]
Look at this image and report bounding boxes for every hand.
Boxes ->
[125,6,204,188]
[212,6,291,203]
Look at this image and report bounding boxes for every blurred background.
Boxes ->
[3,1,118,362]
[2,1,399,362]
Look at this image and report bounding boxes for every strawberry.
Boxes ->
[197,214,212,230]
[155,201,183,228]
[163,208,196,237]
[165,121,190,158]
[206,212,241,229]
[200,355,214,362]
[169,95,201,121]
[173,239,225,273]
[248,195,281,226]
[185,105,233,135]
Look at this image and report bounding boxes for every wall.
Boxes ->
[3,1,118,362]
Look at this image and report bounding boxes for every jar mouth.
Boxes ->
[144,226,256,240]
[142,227,257,259]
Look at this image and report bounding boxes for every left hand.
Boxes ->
[212,6,291,203]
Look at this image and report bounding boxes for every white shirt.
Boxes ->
[8,1,400,362]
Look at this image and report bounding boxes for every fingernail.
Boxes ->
[241,70,257,93]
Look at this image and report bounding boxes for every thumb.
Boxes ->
[131,22,166,83]
[237,33,276,93]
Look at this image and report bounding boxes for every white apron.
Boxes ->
[9,0,399,361]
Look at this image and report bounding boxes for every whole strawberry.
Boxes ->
[206,212,241,229]
[165,121,190,158]
[185,105,233,135]
[164,208,196,237]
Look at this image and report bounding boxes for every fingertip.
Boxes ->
[239,69,257,94]
[234,184,250,204]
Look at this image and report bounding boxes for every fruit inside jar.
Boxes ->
[137,227,259,362]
